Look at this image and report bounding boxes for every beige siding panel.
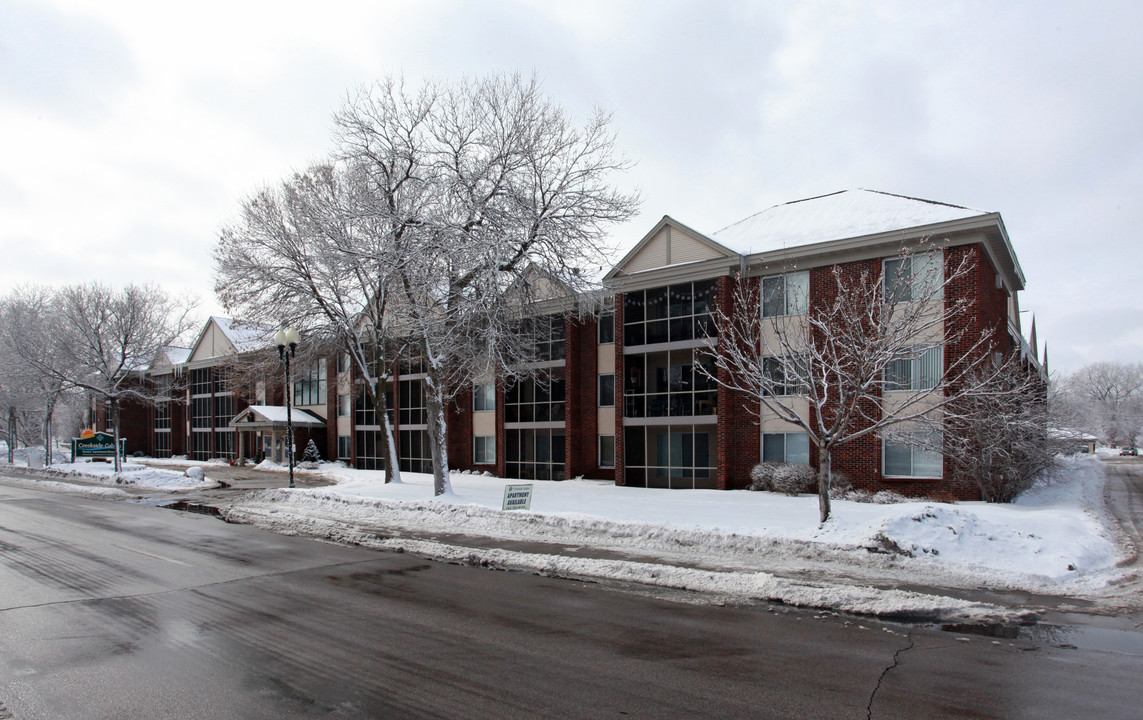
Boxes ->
[597,407,615,433]
[473,412,496,437]
[337,417,352,435]
[624,228,669,273]
[759,397,809,432]
[671,230,723,264]
[597,344,616,374]
[189,322,236,362]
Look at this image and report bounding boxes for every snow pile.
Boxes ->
[40,460,215,489]
[224,455,1123,600]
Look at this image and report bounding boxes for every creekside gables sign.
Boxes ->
[71,432,126,461]
[502,483,534,511]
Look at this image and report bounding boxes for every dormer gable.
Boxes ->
[606,216,737,280]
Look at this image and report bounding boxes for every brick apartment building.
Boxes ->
[131,190,1040,500]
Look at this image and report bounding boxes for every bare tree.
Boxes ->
[0,286,78,465]
[216,163,411,482]
[5,284,198,471]
[1060,361,1143,447]
[709,245,1011,523]
[332,72,639,495]
[926,356,1053,503]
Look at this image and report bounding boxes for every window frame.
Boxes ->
[474,435,496,464]
[473,382,496,413]
[598,313,615,344]
[599,434,616,469]
[761,432,811,464]
[761,271,809,318]
[598,374,615,408]
[883,252,941,304]
[884,345,943,392]
[882,431,943,479]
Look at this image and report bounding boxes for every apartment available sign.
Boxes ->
[71,430,125,460]
[502,483,534,511]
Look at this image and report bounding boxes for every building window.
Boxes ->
[191,397,212,430]
[354,429,385,470]
[762,356,808,396]
[884,432,943,478]
[623,280,717,347]
[623,424,716,489]
[885,346,943,391]
[528,315,566,361]
[506,428,565,481]
[190,368,211,396]
[598,313,615,344]
[154,430,171,458]
[294,358,327,406]
[355,386,393,427]
[599,435,615,468]
[505,373,565,423]
[762,432,810,464]
[761,271,809,318]
[884,252,941,303]
[214,395,235,428]
[399,379,427,425]
[474,382,495,412]
[399,429,432,473]
[337,393,350,417]
[624,349,717,418]
[474,436,495,464]
[337,435,351,460]
[598,374,615,407]
[214,430,235,459]
[337,353,351,373]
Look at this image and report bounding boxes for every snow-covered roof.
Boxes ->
[164,347,192,365]
[213,316,274,353]
[229,405,327,428]
[712,189,993,256]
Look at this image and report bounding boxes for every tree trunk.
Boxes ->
[42,393,57,466]
[110,397,122,473]
[424,380,452,496]
[375,376,401,484]
[6,406,15,464]
[818,446,832,524]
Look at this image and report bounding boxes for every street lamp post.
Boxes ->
[274,326,301,488]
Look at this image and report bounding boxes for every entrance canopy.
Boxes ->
[229,405,326,430]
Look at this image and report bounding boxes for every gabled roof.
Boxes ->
[712,189,991,255]
[213,316,274,353]
[229,405,327,428]
[605,215,736,281]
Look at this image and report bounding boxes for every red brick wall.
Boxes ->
[614,294,626,486]
[564,315,602,479]
[716,275,761,489]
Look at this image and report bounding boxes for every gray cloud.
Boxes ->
[0,1,137,120]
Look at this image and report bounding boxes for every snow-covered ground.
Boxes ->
[4,444,1134,622]
[216,455,1130,622]
[0,444,214,490]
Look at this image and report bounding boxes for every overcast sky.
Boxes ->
[2,0,1140,374]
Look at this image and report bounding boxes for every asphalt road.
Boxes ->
[1,479,1142,719]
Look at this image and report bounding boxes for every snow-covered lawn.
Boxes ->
[0,444,214,490]
[214,455,1129,621]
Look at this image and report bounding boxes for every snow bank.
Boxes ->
[35,460,215,489]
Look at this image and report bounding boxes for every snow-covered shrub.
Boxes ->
[749,462,817,495]
[827,471,853,499]
[303,439,321,462]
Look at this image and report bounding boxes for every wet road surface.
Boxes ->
[1,479,1142,719]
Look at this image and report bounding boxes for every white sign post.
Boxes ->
[502,483,534,511]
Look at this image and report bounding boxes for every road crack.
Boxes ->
[867,632,914,720]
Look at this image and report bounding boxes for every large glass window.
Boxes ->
[191,431,211,461]
[762,432,811,464]
[337,435,351,460]
[599,435,616,468]
[214,395,235,428]
[354,429,385,470]
[214,431,235,459]
[190,368,210,396]
[598,313,615,344]
[623,280,716,347]
[761,271,809,318]
[153,430,171,458]
[884,252,941,303]
[598,374,615,407]
[474,436,495,464]
[399,429,432,473]
[505,373,565,423]
[506,429,566,481]
[624,349,716,418]
[474,383,495,412]
[623,425,716,489]
[885,346,943,391]
[354,386,393,427]
[294,358,327,406]
[191,397,212,430]
[762,356,809,396]
[531,315,566,361]
[337,393,350,418]
[884,432,943,478]
[399,379,427,425]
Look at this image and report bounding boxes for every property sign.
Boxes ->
[71,432,126,461]
[502,483,534,511]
